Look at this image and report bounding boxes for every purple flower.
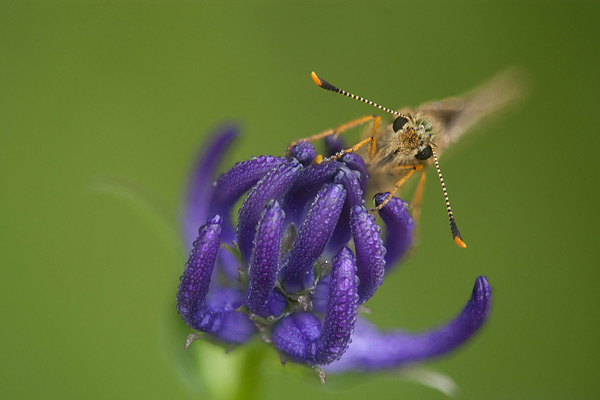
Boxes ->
[177,124,491,374]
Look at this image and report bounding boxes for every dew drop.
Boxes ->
[339,277,351,290]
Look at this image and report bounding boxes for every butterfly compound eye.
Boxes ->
[415,145,433,160]
[392,116,409,132]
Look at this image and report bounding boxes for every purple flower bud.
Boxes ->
[341,153,369,193]
[282,161,341,225]
[209,155,286,220]
[176,215,255,344]
[246,200,285,317]
[350,206,386,304]
[177,125,493,374]
[279,183,347,292]
[375,193,415,269]
[177,214,223,325]
[314,247,359,364]
[288,140,316,166]
[210,154,286,279]
[237,160,302,262]
[326,166,365,255]
[271,246,358,365]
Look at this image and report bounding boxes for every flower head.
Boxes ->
[177,124,491,374]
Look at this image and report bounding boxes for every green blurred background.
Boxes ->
[2,1,599,399]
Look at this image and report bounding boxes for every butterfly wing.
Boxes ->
[421,68,524,154]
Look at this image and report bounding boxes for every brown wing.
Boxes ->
[420,68,525,154]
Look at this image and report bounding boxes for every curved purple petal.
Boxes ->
[314,246,359,365]
[177,215,223,328]
[209,154,286,247]
[273,246,358,365]
[374,193,415,270]
[210,155,286,282]
[341,153,369,193]
[177,215,255,344]
[326,276,492,372]
[237,160,302,262]
[197,287,256,344]
[350,206,386,304]
[216,249,242,284]
[279,183,347,293]
[324,135,346,156]
[282,161,341,225]
[246,200,285,317]
[327,167,365,255]
[288,140,316,166]
[271,312,321,363]
[264,290,287,317]
[209,155,286,219]
[183,126,238,249]
[310,273,330,313]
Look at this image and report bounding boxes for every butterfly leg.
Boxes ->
[286,115,380,160]
[410,168,427,227]
[369,164,423,212]
[319,116,381,163]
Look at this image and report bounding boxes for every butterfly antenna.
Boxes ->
[431,147,467,248]
[311,71,409,119]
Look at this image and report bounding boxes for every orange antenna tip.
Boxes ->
[454,236,467,248]
[311,71,322,87]
[310,72,403,117]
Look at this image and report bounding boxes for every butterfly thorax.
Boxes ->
[368,112,436,171]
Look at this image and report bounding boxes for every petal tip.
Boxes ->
[373,192,387,207]
[474,276,491,297]
[288,140,316,166]
[207,214,223,225]
[337,245,354,260]
[471,276,491,320]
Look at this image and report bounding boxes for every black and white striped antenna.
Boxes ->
[431,146,466,248]
[311,72,410,120]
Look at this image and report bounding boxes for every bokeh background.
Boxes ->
[2,1,599,399]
